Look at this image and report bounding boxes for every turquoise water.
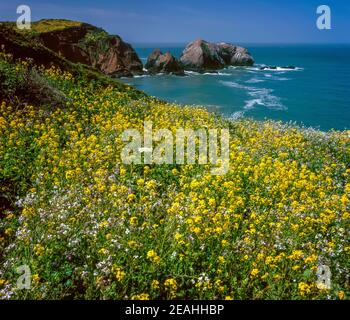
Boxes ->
[122,44,350,131]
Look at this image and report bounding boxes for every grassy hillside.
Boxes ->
[30,19,83,33]
[1,19,83,33]
[0,23,142,95]
[0,34,350,300]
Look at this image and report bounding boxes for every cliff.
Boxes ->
[0,19,143,78]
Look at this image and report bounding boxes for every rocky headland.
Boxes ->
[36,20,144,77]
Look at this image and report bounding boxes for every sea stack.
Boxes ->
[180,39,254,72]
[145,49,185,75]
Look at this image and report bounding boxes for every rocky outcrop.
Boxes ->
[0,23,142,107]
[180,39,254,72]
[38,22,143,77]
[145,49,184,75]
[180,39,225,72]
[217,43,254,66]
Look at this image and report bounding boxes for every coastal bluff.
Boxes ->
[36,20,143,77]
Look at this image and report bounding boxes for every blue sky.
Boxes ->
[1,0,349,43]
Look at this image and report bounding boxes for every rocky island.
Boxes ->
[144,39,255,75]
[145,49,184,75]
[179,39,254,73]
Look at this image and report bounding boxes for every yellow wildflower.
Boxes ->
[33,244,45,256]
[147,250,161,264]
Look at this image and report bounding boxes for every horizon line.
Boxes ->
[131,41,350,45]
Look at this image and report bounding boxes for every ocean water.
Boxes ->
[121,44,350,131]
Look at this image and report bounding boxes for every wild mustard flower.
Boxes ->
[1,54,349,300]
[250,269,259,278]
[151,280,160,290]
[164,278,177,298]
[147,250,161,264]
[298,282,312,296]
[113,267,126,281]
[338,291,345,300]
[33,244,45,256]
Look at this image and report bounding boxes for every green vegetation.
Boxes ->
[79,29,114,59]
[31,19,83,33]
[0,24,144,101]
[0,24,349,300]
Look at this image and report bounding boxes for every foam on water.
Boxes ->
[248,65,303,72]
[220,80,286,114]
[244,99,262,110]
[220,81,250,90]
[245,78,265,84]
[266,66,303,71]
[134,74,150,78]
[185,71,201,76]
[246,88,285,110]
[204,72,231,76]
[272,76,290,81]
[184,71,231,76]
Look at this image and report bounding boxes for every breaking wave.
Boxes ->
[220,80,286,117]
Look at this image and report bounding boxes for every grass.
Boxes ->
[0,19,84,36]
[0,25,145,100]
[30,19,83,33]
[0,46,349,300]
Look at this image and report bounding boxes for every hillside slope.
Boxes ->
[0,23,145,106]
[1,19,143,77]
[0,21,349,301]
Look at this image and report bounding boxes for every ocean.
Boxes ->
[121,44,350,131]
